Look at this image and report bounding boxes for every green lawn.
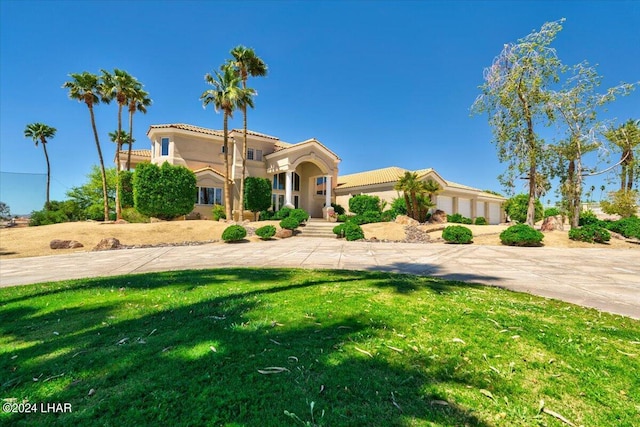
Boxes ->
[1,269,638,426]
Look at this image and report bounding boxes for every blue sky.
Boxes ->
[1,0,638,214]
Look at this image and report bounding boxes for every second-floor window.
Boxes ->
[161,137,169,156]
[247,148,263,161]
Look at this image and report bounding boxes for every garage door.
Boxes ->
[489,203,502,224]
[458,198,471,218]
[437,196,453,214]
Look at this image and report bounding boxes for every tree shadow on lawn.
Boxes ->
[1,269,494,427]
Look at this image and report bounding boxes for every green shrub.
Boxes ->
[389,197,408,217]
[212,204,226,221]
[499,224,544,247]
[349,195,382,215]
[447,213,473,224]
[442,225,473,244]
[344,222,365,241]
[544,207,560,218]
[380,210,396,222]
[255,225,276,240]
[569,225,611,243]
[133,162,196,220]
[474,216,487,225]
[603,217,640,239]
[504,194,543,223]
[121,207,149,223]
[274,207,292,220]
[331,203,345,216]
[29,208,69,226]
[333,223,346,238]
[119,170,134,208]
[244,177,272,217]
[337,214,350,223]
[221,225,247,242]
[259,210,274,221]
[578,210,601,227]
[279,216,300,230]
[290,208,309,224]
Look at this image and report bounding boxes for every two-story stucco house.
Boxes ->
[122,123,505,223]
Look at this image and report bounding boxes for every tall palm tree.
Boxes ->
[126,83,152,170]
[109,130,133,149]
[24,123,56,209]
[62,72,110,221]
[394,172,434,221]
[201,64,254,220]
[101,69,137,220]
[605,119,640,191]
[227,46,267,220]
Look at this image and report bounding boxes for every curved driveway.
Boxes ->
[1,238,638,319]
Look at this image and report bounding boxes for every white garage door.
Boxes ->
[476,201,485,218]
[458,198,471,218]
[437,196,453,214]
[489,203,501,224]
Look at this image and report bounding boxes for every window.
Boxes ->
[247,148,263,161]
[316,177,326,195]
[161,137,169,156]
[196,187,223,205]
[255,149,263,161]
[273,172,300,191]
[247,148,254,160]
[220,145,226,154]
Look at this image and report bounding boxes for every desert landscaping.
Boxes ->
[1,218,638,259]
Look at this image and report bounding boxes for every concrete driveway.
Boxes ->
[1,238,638,319]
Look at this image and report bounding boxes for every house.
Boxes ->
[335,167,505,224]
[121,123,504,223]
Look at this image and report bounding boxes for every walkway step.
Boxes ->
[297,220,338,238]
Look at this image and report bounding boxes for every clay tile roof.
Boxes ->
[273,141,294,151]
[148,123,224,137]
[337,166,409,189]
[230,129,280,140]
[118,149,151,157]
[192,167,225,178]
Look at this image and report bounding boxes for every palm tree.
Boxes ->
[394,172,436,222]
[226,46,267,220]
[62,72,109,221]
[126,83,151,170]
[24,123,56,209]
[201,65,254,220]
[101,69,137,220]
[605,119,640,191]
[109,130,133,149]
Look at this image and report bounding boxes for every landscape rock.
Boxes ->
[429,210,448,224]
[114,219,129,224]
[394,215,419,226]
[540,216,560,232]
[275,229,293,239]
[50,239,84,250]
[93,237,121,251]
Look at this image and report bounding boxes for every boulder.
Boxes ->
[540,215,562,232]
[394,215,419,226]
[50,239,84,250]
[429,210,448,224]
[275,229,293,239]
[93,237,121,251]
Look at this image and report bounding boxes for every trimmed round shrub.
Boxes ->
[290,208,309,224]
[337,214,350,223]
[333,223,346,238]
[274,207,292,220]
[447,213,472,224]
[442,225,473,244]
[499,224,544,247]
[255,225,276,240]
[222,225,247,242]
[344,222,365,241]
[280,216,300,230]
[474,216,487,225]
[544,207,560,218]
[569,225,611,243]
[259,210,274,220]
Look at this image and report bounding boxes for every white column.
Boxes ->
[284,171,294,208]
[325,175,332,208]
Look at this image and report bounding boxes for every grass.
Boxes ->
[1,268,638,426]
